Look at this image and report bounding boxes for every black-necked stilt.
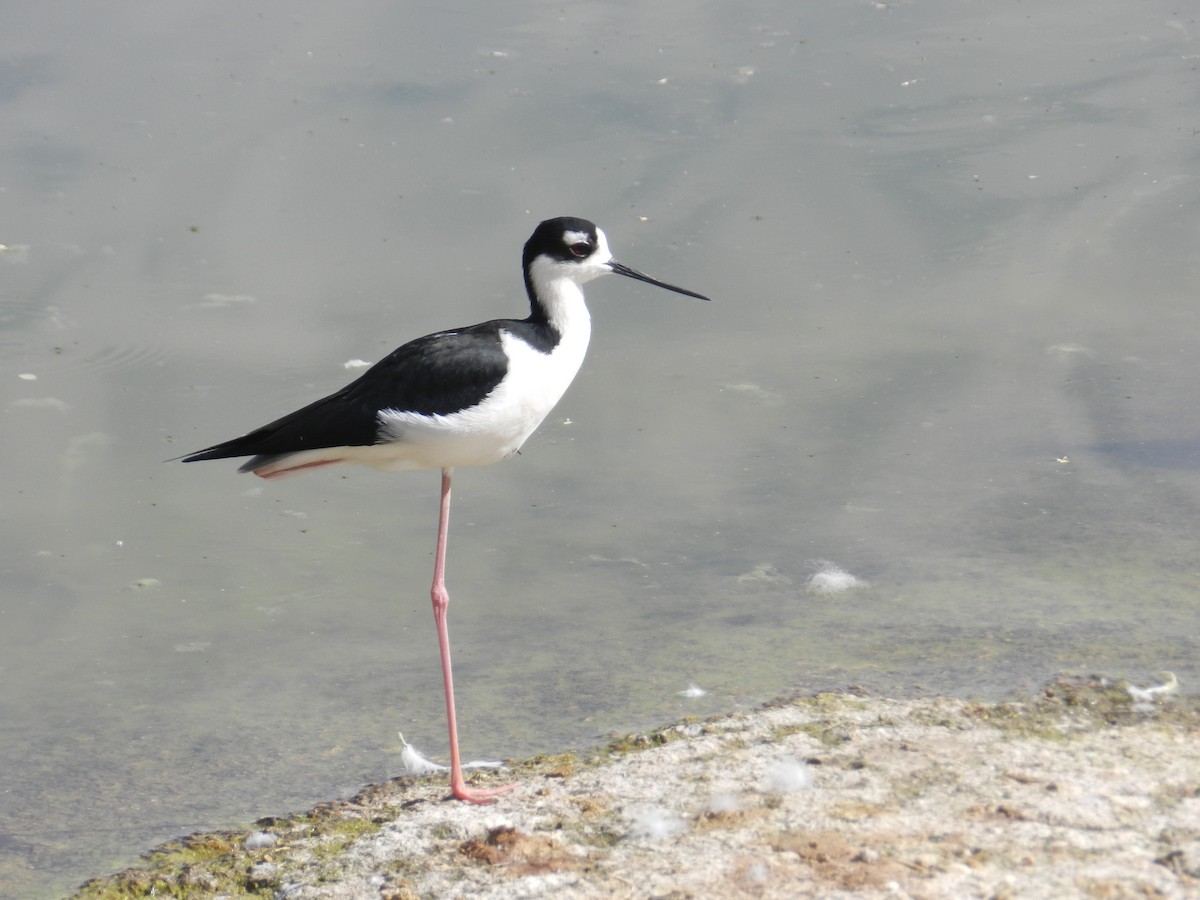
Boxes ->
[182,216,709,803]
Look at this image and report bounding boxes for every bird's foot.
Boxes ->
[450,778,518,805]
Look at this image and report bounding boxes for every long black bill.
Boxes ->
[609,261,711,301]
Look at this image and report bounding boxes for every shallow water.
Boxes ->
[2,1,1199,895]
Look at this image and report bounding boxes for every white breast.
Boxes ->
[374,315,591,471]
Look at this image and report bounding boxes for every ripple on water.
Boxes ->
[79,343,173,373]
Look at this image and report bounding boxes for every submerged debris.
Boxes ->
[805,560,868,596]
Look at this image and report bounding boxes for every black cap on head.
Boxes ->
[523,217,600,269]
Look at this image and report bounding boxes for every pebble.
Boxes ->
[244,831,277,850]
[246,861,279,885]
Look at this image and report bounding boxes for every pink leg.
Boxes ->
[254,458,347,479]
[431,467,516,804]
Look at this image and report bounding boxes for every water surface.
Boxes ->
[2,1,1198,895]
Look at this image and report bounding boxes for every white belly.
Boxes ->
[374,324,590,470]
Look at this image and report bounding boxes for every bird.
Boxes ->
[181,216,710,803]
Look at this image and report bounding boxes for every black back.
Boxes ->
[182,321,514,463]
[183,217,597,465]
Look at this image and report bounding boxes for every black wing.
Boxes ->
[181,322,512,463]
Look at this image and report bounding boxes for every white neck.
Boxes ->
[526,257,595,338]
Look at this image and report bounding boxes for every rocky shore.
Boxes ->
[76,676,1200,899]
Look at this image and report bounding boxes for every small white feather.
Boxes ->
[397,732,505,774]
[626,805,687,840]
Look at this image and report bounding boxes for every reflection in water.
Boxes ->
[1093,440,1200,470]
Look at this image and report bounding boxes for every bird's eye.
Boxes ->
[569,242,591,258]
